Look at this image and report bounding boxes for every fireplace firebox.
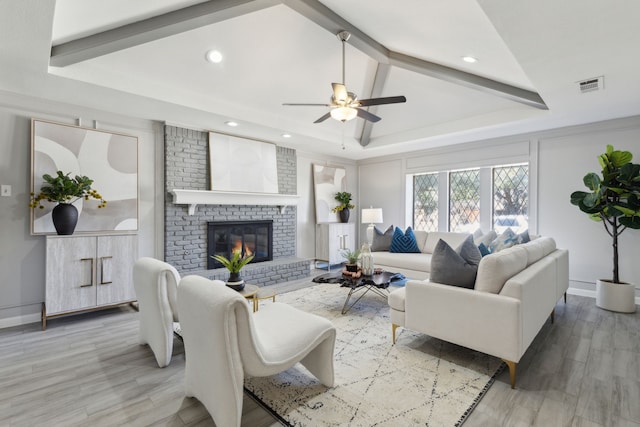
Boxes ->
[207,220,273,270]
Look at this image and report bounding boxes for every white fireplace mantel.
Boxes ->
[170,189,299,215]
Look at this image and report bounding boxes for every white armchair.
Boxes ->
[178,275,336,427]
[132,257,181,368]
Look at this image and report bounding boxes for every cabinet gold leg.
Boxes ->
[392,324,399,344]
[502,359,517,389]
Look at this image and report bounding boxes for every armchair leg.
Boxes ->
[550,308,555,324]
[392,324,399,345]
[502,359,517,389]
[564,292,567,304]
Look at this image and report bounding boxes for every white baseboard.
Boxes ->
[567,287,640,305]
[0,312,41,329]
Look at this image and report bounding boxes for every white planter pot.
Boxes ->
[595,279,636,313]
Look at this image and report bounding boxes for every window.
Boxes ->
[413,173,438,232]
[449,169,480,232]
[493,164,528,233]
[410,163,530,234]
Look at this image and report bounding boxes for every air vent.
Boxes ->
[578,76,604,93]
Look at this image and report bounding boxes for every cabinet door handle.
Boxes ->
[100,256,113,285]
[80,258,94,287]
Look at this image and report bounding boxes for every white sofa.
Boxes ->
[373,231,471,279]
[387,234,569,388]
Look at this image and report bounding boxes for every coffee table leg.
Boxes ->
[342,286,371,314]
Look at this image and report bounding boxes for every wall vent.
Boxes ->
[578,76,604,93]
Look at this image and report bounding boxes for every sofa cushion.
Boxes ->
[475,245,528,293]
[516,229,531,244]
[429,238,479,289]
[371,225,394,251]
[390,227,421,253]
[423,232,470,254]
[388,286,406,312]
[373,251,432,273]
[413,230,428,252]
[522,236,556,266]
[457,235,482,267]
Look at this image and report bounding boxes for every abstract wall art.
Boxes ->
[31,119,138,234]
[312,163,347,224]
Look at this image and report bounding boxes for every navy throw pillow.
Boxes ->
[389,226,420,253]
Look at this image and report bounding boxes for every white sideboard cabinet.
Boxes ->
[315,223,356,267]
[43,234,138,329]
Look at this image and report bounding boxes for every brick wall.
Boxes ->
[164,126,309,283]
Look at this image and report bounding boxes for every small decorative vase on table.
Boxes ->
[339,208,350,223]
[359,242,374,276]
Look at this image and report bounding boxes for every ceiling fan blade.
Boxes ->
[314,112,332,123]
[282,103,331,106]
[357,96,407,107]
[332,83,348,102]
[356,108,381,123]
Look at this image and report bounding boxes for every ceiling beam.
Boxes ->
[286,0,547,111]
[283,0,389,63]
[389,51,547,110]
[359,63,392,147]
[50,0,279,67]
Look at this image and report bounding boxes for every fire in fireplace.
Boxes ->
[207,220,273,270]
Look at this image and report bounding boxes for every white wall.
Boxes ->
[0,91,160,327]
[537,119,640,293]
[358,116,640,299]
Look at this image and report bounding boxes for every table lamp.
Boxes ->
[361,207,383,245]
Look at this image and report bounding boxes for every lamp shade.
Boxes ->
[361,208,383,224]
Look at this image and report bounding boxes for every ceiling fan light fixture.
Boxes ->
[330,106,358,122]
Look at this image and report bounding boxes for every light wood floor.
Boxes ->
[1,276,638,426]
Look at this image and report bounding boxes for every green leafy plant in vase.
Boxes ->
[570,145,640,312]
[211,251,255,291]
[331,191,355,223]
[340,247,361,273]
[29,171,107,235]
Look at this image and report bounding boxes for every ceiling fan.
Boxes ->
[283,31,407,124]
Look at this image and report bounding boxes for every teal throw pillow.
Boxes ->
[478,242,491,257]
[389,226,420,253]
[371,225,394,251]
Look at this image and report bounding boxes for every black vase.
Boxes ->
[339,208,350,223]
[226,272,245,291]
[52,203,78,235]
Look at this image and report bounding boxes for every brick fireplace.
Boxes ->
[164,126,310,286]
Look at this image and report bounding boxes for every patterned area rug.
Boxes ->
[245,282,503,426]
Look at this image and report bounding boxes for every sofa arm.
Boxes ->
[405,280,523,362]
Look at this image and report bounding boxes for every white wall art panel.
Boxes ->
[209,133,278,193]
[312,163,347,224]
[31,119,139,234]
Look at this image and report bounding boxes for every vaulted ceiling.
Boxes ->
[3,0,640,159]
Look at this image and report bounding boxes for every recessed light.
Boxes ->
[225,121,238,127]
[282,133,292,138]
[462,56,478,63]
[205,50,223,63]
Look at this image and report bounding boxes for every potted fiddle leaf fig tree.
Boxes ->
[570,145,640,313]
